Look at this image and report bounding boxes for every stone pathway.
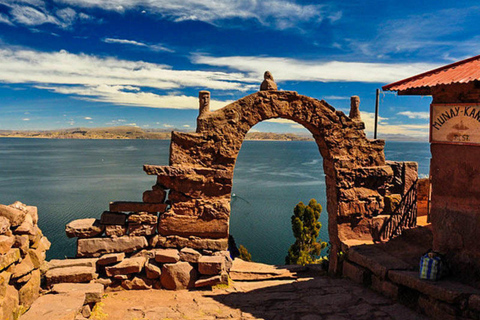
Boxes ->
[99,276,427,320]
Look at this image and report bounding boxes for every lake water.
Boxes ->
[0,138,431,264]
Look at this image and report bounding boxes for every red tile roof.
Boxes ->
[383,54,480,93]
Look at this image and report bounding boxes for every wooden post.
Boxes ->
[374,88,380,139]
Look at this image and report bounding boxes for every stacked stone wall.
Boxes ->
[0,201,50,319]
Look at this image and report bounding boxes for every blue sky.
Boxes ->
[0,0,479,139]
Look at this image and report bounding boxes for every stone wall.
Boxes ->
[0,201,50,319]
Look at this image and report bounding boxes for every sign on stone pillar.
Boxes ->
[431,104,480,144]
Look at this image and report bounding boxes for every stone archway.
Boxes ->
[144,89,395,272]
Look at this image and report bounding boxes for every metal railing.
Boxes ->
[380,179,418,241]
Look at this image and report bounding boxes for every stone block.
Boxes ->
[31,235,50,251]
[13,213,35,236]
[150,234,228,251]
[145,262,161,279]
[213,251,233,272]
[469,294,480,311]
[160,261,197,290]
[51,283,104,304]
[18,269,40,308]
[418,295,458,320]
[128,213,158,224]
[343,260,370,285]
[66,218,104,238]
[25,206,38,225]
[0,284,19,320]
[0,248,20,272]
[128,223,156,236]
[371,275,399,300]
[121,277,152,290]
[19,291,84,320]
[109,201,168,213]
[154,249,180,263]
[105,224,127,237]
[348,246,412,279]
[105,257,146,277]
[198,256,225,275]
[0,235,14,255]
[97,252,125,266]
[179,248,201,263]
[403,161,418,194]
[143,189,166,204]
[47,258,97,270]
[100,211,127,226]
[0,216,10,235]
[195,275,226,288]
[158,213,228,239]
[45,266,97,286]
[28,248,46,269]
[0,204,26,227]
[11,254,34,280]
[13,235,29,255]
[77,236,148,257]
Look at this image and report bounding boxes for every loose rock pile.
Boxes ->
[0,201,50,319]
[64,188,231,291]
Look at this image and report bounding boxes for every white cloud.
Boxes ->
[193,55,439,83]
[0,13,15,26]
[323,95,350,100]
[264,118,296,124]
[103,38,174,52]
[10,4,60,26]
[163,124,174,128]
[127,123,137,126]
[397,111,430,119]
[361,111,428,139]
[182,124,190,128]
[55,0,333,30]
[83,116,92,120]
[22,118,30,121]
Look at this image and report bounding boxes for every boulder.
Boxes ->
[128,213,158,224]
[0,248,20,272]
[105,225,127,237]
[128,223,156,236]
[66,218,104,238]
[105,257,146,277]
[160,261,197,290]
[198,255,225,275]
[179,248,201,263]
[145,262,161,279]
[0,217,10,235]
[77,236,148,257]
[0,204,25,227]
[45,266,97,286]
[154,249,180,263]
[122,277,152,290]
[0,235,14,255]
[96,252,125,266]
[18,269,40,308]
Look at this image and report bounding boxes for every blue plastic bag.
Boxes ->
[419,251,448,280]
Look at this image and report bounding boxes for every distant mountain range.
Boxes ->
[0,126,427,142]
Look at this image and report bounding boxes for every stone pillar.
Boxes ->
[198,91,210,117]
[349,96,361,121]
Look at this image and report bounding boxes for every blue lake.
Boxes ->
[0,138,431,264]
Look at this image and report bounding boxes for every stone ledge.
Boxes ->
[109,202,168,213]
[388,270,480,304]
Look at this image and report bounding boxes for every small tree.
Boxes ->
[285,199,327,265]
[239,245,252,261]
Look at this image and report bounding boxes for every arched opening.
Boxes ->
[229,121,329,265]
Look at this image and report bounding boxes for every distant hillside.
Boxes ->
[0,127,313,141]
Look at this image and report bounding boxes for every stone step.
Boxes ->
[229,258,298,281]
[45,266,98,287]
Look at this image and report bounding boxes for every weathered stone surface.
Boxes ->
[77,236,148,257]
[342,260,370,285]
[25,206,38,225]
[160,261,197,290]
[105,257,146,277]
[128,212,158,224]
[0,271,11,297]
[154,249,180,263]
[371,275,399,300]
[100,211,127,226]
[51,282,104,304]
[19,291,84,320]
[109,201,168,213]
[383,194,401,214]
[179,248,201,263]
[0,216,10,235]
[14,214,35,236]
[47,258,97,270]
[13,235,29,255]
[195,275,225,288]
[0,248,20,271]
[198,256,225,275]
[1,284,19,320]
[0,235,14,255]
[105,224,127,237]
[122,276,152,290]
[45,266,97,286]
[260,71,277,91]
[11,254,34,279]
[150,234,228,251]
[28,248,46,269]
[66,218,104,238]
[18,269,40,308]
[31,235,50,251]
[95,277,112,288]
[213,251,233,272]
[388,270,480,303]
[229,258,296,280]
[158,213,228,239]
[128,223,156,236]
[0,204,26,227]
[145,262,161,279]
[97,252,125,266]
[143,189,166,204]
